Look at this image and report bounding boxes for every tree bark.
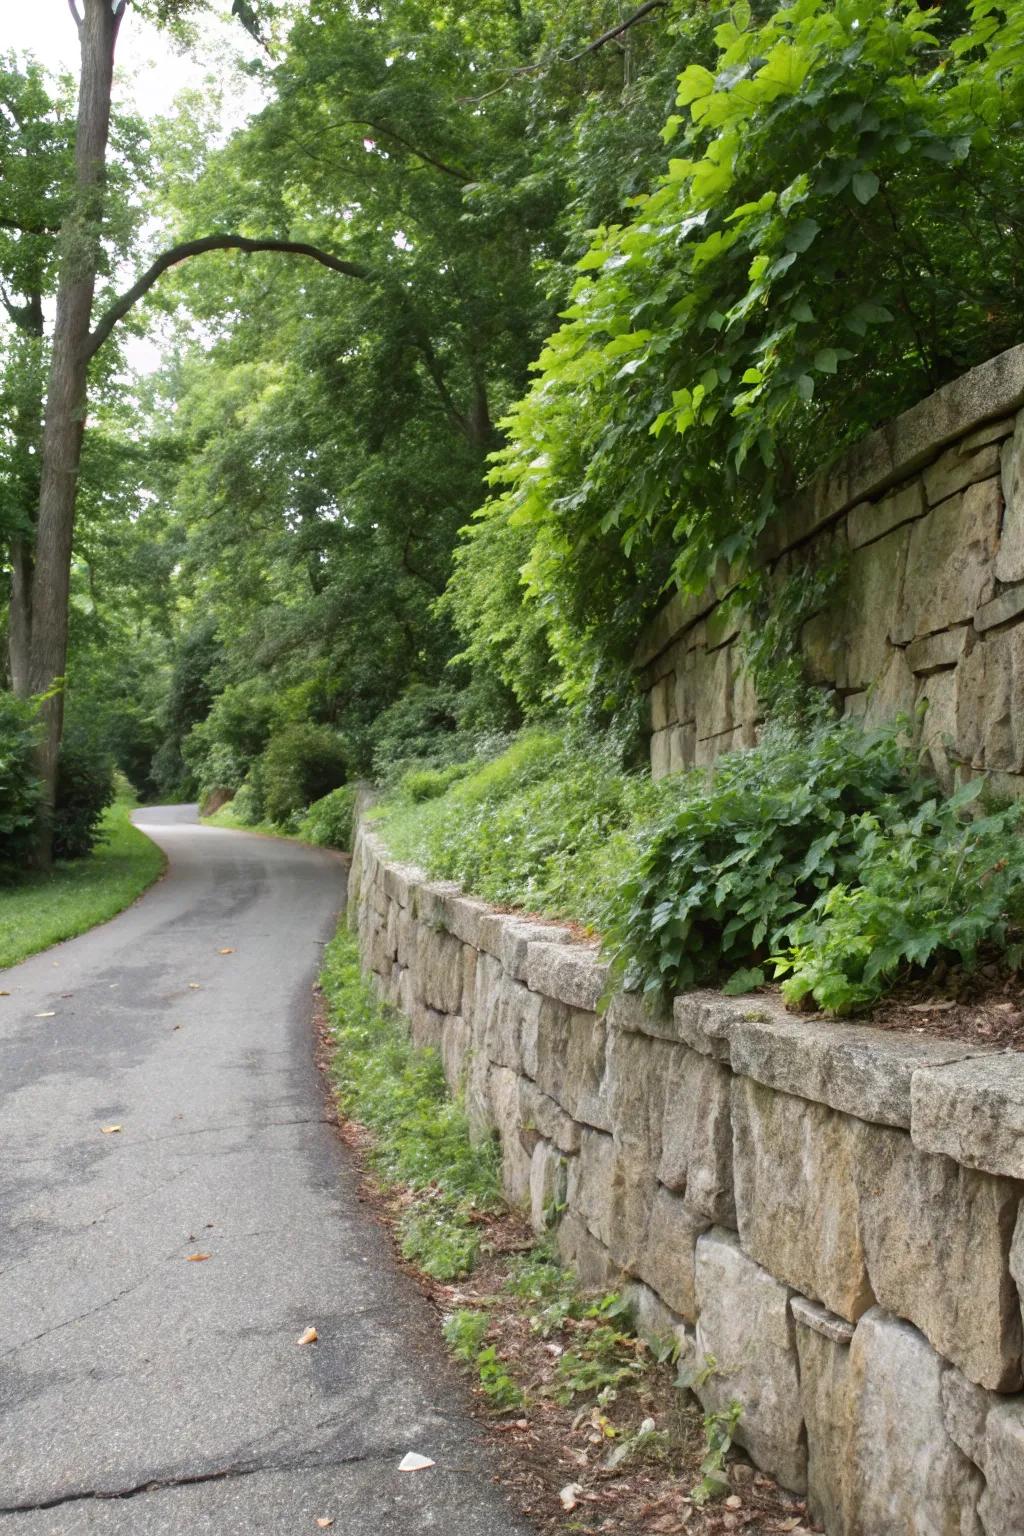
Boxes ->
[28,0,122,862]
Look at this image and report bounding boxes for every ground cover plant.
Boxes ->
[0,791,165,970]
[318,926,805,1533]
[374,720,1024,1015]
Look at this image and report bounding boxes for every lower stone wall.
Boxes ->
[349,822,1024,1534]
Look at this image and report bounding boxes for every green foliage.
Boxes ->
[378,729,666,926]
[692,1401,743,1507]
[605,720,926,998]
[298,785,357,851]
[443,1309,525,1411]
[53,724,116,861]
[0,792,165,968]
[320,928,501,1281]
[473,0,1024,707]
[776,784,1024,1012]
[260,723,347,827]
[0,691,41,875]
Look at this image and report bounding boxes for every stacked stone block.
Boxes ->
[639,344,1024,790]
[350,821,1024,1535]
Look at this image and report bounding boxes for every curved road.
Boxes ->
[0,808,527,1534]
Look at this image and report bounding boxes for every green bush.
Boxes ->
[260,723,348,826]
[604,722,926,999]
[0,692,41,875]
[299,785,357,850]
[53,725,116,861]
[776,784,1024,1012]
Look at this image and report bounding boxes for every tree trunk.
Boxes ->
[8,537,34,695]
[28,0,122,862]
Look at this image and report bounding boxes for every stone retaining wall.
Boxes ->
[637,344,1024,790]
[349,820,1024,1534]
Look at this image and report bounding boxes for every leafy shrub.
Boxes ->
[260,723,348,825]
[604,721,925,998]
[776,784,1024,1012]
[398,761,477,804]
[181,681,276,802]
[53,725,116,861]
[0,692,41,875]
[299,785,357,850]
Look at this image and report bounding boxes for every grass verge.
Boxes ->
[201,802,295,839]
[0,794,165,970]
[318,926,806,1534]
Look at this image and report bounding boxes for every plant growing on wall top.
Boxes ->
[461,0,1024,706]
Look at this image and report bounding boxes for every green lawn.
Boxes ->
[0,797,166,971]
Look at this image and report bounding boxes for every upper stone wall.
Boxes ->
[637,344,1024,786]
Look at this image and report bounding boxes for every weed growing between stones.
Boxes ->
[319,929,810,1533]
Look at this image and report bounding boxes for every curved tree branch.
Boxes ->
[462,0,666,103]
[85,234,369,359]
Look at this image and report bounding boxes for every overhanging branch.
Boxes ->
[85,234,369,358]
[462,0,667,103]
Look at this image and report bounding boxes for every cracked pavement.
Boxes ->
[0,807,530,1534]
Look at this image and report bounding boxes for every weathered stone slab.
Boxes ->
[490,1064,532,1205]
[978,1401,1024,1536]
[529,1138,568,1234]
[651,673,672,731]
[650,729,671,780]
[923,442,1002,506]
[728,1006,978,1129]
[693,1229,806,1492]
[732,1079,873,1323]
[525,943,608,1013]
[848,1309,984,1536]
[476,910,523,960]
[957,621,1024,771]
[567,1127,657,1273]
[941,1364,993,1467]
[556,1209,622,1289]
[659,1050,735,1224]
[848,480,928,549]
[382,859,426,908]
[668,722,695,773]
[439,1014,472,1094]
[894,478,1001,643]
[844,526,911,685]
[693,643,734,741]
[605,1028,674,1170]
[911,1052,1024,1180]
[996,413,1024,584]
[484,975,535,1073]
[606,989,680,1042]
[633,1186,709,1322]
[906,625,970,673]
[793,1301,855,1535]
[862,646,918,728]
[791,1294,855,1346]
[415,924,465,1015]
[519,1078,582,1154]
[445,894,492,948]
[857,1124,1022,1391]
[531,1004,610,1132]
[499,920,573,983]
[622,1279,693,1353]
[672,992,753,1061]
[974,585,1024,634]
[412,878,462,928]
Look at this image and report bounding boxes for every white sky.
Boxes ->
[1,1,272,372]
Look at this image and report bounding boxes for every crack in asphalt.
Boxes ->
[0,1441,464,1515]
[3,1117,335,1172]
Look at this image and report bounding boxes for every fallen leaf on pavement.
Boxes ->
[35,1012,56,1019]
[0,990,10,997]
[560,1484,583,1512]
[189,983,202,990]
[218,948,235,955]
[316,1521,334,1530]
[186,1252,212,1262]
[725,1495,743,1509]
[297,1326,318,1346]
[100,1125,122,1134]
[398,1453,435,1472]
